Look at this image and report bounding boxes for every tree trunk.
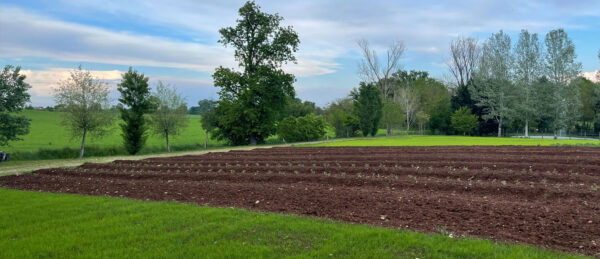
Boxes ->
[386,124,391,136]
[524,119,529,138]
[250,133,257,145]
[553,130,557,140]
[205,132,208,149]
[497,118,502,138]
[79,129,87,159]
[166,131,170,153]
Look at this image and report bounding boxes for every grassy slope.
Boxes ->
[304,135,600,147]
[0,188,586,259]
[5,110,225,153]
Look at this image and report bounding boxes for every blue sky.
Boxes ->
[1,0,599,107]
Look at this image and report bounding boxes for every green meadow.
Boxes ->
[0,188,586,259]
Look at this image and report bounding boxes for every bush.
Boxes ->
[451,106,478,135]
[278,114,326,142]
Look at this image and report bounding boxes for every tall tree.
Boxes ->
[471,30,514,137]
[210,1,299,145]
[543,29,582,138]
[352,82,383,137]
[358,39,405,135]
[447,36,481,88]
[0,65,31,147]
[118,67,155,155]
[149,81,188,153]
[514,29,543,137]
[54,67,114,158]
[395,87,419,135]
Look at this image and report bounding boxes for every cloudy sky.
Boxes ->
[1,0,599,107]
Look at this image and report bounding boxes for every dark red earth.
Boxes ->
[1,146,599,256]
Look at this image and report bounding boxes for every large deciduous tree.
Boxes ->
[543,29,582,138]
[352,82,383,137]
[54,67,114,158]
[358,39,405,136]
[514,29,543,137]
[471,30,515,137]
[0,65,31,147]
[149,81,188,153]
[209,1,299,145]
[447,36,481,88]
[118,67,155,155]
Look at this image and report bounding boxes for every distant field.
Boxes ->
[303,135,600,147]
[3,110,225,153]
[0,188,583,258]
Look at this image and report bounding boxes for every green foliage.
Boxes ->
[149,82,188,152]
[323,98,359,138]
[117,67,155,155]
[451,106,479,135]
[0,189,582,259]
[190,99,217,116]
[280,97,316,119]
[305,135,600,147]
[380,101,404,131]
[210,1,299,145]
[277,114,326,142]
[352,82,383,137]
[0,65,31,146]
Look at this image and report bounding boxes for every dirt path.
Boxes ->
[1,146,599,256]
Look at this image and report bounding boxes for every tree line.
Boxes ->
[2,1,600,158]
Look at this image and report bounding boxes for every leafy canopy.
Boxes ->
[209,1,300,145]
[0,65,31,146]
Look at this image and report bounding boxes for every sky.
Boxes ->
[1,0,599,107]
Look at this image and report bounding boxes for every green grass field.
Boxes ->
[5,110,225,153]
[0,188,586,258]
[303,135,600,147]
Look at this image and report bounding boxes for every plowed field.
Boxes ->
[1,146,599,256]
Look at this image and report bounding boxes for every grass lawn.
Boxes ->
[303,135,600,147]
[0,188,586,258]
[5,110,225,153]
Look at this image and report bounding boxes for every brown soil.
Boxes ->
[1,146,599,256]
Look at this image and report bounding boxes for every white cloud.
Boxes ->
[581,71,600,83]
[21,68,123,97]
[0,6,339,77]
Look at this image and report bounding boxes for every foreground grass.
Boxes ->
[0,189,586,258]
[303,135,600,147]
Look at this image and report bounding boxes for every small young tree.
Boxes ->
[149,82,188,153]
[380,101,404,135]
[415,111,430,135]
[451,106,478,135]
[200,108,218,149]
[54,67,114,158]
[118,67,155,155]
[352,82,383,137]
[395,87,419,135]
[0,65,31,147]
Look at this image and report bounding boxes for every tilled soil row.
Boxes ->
[1,146,599,256]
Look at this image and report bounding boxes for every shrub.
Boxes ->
[278,114,326,142]
[451,106,478,135]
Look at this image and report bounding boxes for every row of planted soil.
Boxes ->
[1,146,599,256]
